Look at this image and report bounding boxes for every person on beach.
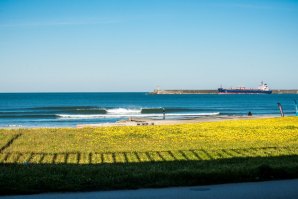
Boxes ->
[248,111,252,116]
[162,108,166,120]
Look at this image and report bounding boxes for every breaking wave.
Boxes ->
[1,106,220,120]
[106,108,141,114]
[57,112,220,119]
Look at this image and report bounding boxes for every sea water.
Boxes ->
[0,93,297,127]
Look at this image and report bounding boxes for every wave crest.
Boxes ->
[57,112,220,119]
[106,108,141,114]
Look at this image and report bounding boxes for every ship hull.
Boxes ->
[218,88,272,94]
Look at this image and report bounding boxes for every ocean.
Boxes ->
[0,93,297,127]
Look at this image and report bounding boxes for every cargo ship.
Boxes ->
[218,82,272,94]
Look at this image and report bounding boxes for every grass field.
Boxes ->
[0,117,298,195]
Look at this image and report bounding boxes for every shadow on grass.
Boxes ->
[0,155,298,196]
[1,146,297,164]
[1,135,297,195]
[0,134,22,153]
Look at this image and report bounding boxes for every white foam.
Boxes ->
[58,114,106,119]
[57,112,220,120]
[8,124,23,127]
[57,113,158,119]
[166,112,220,116]
[106,108,141,114]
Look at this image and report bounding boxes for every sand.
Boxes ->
[76,115,278,128]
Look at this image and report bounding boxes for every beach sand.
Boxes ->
[77,115,278,128]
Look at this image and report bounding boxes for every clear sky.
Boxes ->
[0,0,297,92]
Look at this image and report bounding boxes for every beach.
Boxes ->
[76,115,278,128]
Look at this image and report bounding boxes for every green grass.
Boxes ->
[0,117,298,195]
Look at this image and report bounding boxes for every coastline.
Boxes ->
[0,115,279,129]
[1,93,296,128]
[76,115,278,128]
[0,115,280,129]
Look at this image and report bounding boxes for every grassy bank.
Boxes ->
[0,117,298,195]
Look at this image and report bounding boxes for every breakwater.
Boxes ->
[151,89,298,94]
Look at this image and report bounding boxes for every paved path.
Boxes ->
[2,179,298,199]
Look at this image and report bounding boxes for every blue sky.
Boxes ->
[0,0,297,92]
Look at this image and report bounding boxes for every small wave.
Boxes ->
[29,106,98,111]
[0,114,57,119]
[8,124,23,127]
[141,108,216,114]
[57,112,220,119]
[106,108,141,114]
[24,106,107,114]
[57,113,151,119]
[57,114,106,119]
[166,112,220,116]
[68,109,107,114]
